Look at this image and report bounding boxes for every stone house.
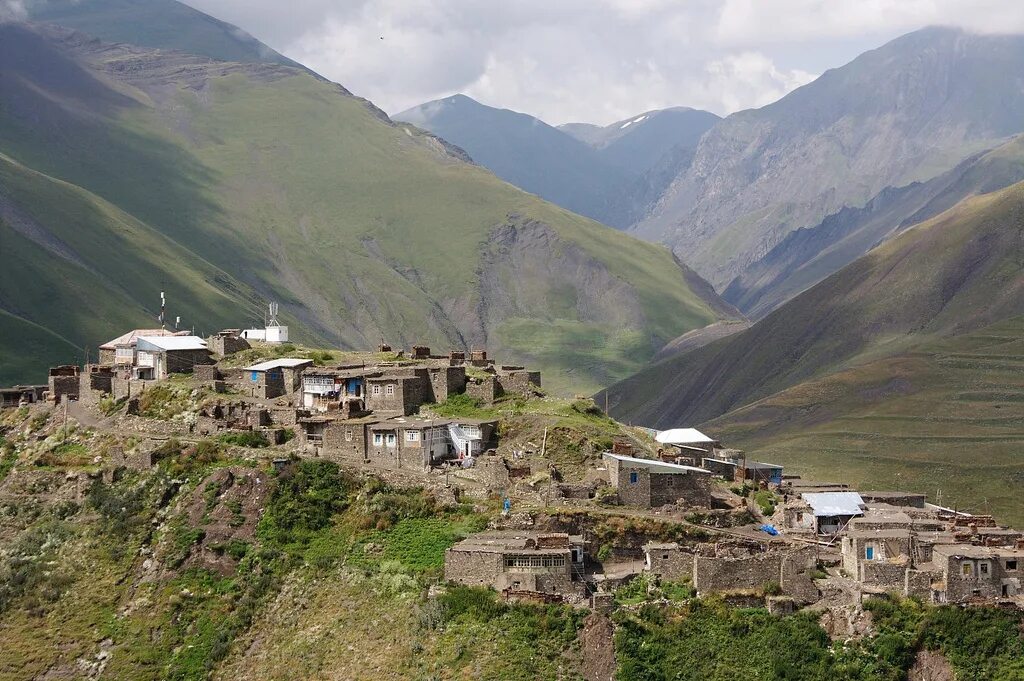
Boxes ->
[841,528,914,588]
[242,358,313,399]
[98,328,187,367]
[655,428,719,456]
[603,452,713,509]
[207,330,250,357]
[930,545,1024,602]
[367,418,454,470]
[444,531,586,600]
[365,369,431,416]
[300,367,369,413]
[133,336,212,380]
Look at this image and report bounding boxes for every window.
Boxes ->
[629,471,638,484]
[372,385,382,396]
[345,429,353,442]
[1007,560,1018,571]
[962,562,973,576]
[406,431,420,442]
[386,433,396,447]
[504,554,566,569]
[373,433,383,446]
[796,512,804,523]
[865,546,874,560]
[385,384,395,396]
[980,562,990,576]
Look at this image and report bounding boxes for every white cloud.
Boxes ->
[183,0,1024,125]
[0,0,27,22]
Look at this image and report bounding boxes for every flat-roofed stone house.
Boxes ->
[603,452,712,509]
[444,531,586,601]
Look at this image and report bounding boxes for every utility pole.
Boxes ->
[62,398,69,446]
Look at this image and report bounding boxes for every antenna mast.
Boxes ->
[159,290,166,329]
[268,302,280,326]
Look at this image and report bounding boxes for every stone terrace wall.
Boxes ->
[647,547,694,582]
[444,549,503,587]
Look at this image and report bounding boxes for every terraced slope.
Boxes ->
[0,22,733,392]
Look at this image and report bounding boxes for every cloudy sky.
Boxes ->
[184,0,1024,125]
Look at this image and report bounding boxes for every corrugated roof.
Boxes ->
[603,451,710,475]
[136,335,208,351]
[655,428,715,445]
[802,492,865,517]
[99,328,187,350]
[245,358,314,372]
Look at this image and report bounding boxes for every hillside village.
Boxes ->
[3,312,1022,625]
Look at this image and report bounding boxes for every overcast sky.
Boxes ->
[185,0,1024,126]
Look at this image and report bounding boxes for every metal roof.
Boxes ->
[136,335,208,351]
[245,358,314,372]
[802,492,865,517]
[100,328,187,350]
[604,451,711,475]
[655,428,715,445]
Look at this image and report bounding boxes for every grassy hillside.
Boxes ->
[603,182,1024,521]
[0,23,731,392]
[604,181,1024,425]
[706,317,1024,526]
[27,0,305,69]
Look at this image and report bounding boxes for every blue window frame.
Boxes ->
[865,546,874,560]
[629,471,638,484]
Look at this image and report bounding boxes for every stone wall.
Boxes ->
[649,471,712,508]
[905,569,940,599]
[693,547,817,603]
[321,422,370,460]
[646,545,694,582]
[614,464,652,507]
[193,365,221,382]
[497,370,541,397]
[444,549,504,587]
[165,349,214,375]
[862,561,910,589]
[466,377,499,404]
[428,366,467,402]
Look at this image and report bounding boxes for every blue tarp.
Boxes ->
[759,524,779,536]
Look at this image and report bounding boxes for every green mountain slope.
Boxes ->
[603,181,1024,522]
[26,0,305,69]
[0,22,733,392]
[603,181,1024,427]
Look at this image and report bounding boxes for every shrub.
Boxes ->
[218,431,270,448]
[762,580,782,596]
[256,460,353,551]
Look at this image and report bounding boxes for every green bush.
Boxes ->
[256,460,353,552]
[430,393,484,417]
[218,431,270,448]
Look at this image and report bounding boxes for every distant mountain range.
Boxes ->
[0,3,739,391]
[401,27,1024,325]
[394,98,719,228]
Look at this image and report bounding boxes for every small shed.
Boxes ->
[802,492,865,535]
[603,452,713,509]
[134,336,212,379]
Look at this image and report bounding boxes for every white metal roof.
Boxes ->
[100,328,187,350]
[136,335,208,351]
[603,451,711,475]
[655,428,715,445]
[802,492,865,517]
[245,358,314,372]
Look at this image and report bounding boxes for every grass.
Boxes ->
[708,318,1024,525]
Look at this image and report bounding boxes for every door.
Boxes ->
[865,546,874,560]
